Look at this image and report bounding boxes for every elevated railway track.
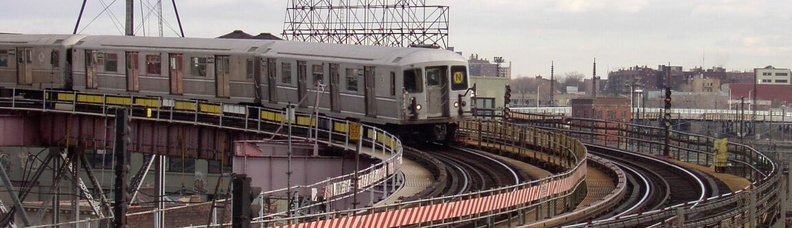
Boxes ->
[0,87,781,227]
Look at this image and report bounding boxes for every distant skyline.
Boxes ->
[3,0,790,78]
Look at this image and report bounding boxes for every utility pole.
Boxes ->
[592,58,598,98]
[752,70,757,138]
[125,0,134,36]
[740,97,745,144]
[550,61,554,107]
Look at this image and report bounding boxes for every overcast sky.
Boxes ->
[3,0,790,78]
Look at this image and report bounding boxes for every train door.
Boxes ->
[215,55,230,98]
[329,63,341,112]
[266,58,277,104]
[125,51,139,91]
[169,53,183,94]
[85,50,97,89]
[364,66,376,117]
[16,47,32,85]
[425,66,449,117]
[297,61,307,107]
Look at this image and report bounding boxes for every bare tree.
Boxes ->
[559,72,584,93]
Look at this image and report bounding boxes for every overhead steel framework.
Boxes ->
[282,0,450,48]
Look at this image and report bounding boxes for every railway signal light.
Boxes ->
[232,174,261,228]
[504,85,512,107]
[504,85,512,119]
[664,87,672,110]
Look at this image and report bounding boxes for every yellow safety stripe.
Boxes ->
[175,101,196,110]
[134,98,161,107]
[106,96,132,105]
[199,104,221,114]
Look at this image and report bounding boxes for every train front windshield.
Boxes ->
[450,66,468,90]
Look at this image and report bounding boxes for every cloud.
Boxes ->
[554,0,652,13]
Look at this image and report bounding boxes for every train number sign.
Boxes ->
[349,122,361,141]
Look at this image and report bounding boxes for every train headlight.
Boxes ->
[453,101,459,108]
[461,101,467,107]
[416,104,422,110]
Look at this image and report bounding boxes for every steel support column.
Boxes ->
[154,154,165,228]
[0,158,30,226]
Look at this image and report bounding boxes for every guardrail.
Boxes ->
[524,117,781,227]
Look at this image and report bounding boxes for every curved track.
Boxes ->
[581,145,731,227]
[403,145,528,199]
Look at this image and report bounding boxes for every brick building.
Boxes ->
[570,97,631,122]
[467,54,511,78]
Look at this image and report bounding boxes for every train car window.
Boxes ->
[390,72,396,96]
[312,64,324,85]
[426,68,441,86]
[403,68,423,93]
[25,49,32,63]
[170,56,177,70]
[146,54,162,75]
[191,57,207,77]
[51,50,59,66]
[281,62,292,84]
[96,53,105,65]
[246,59,254,79]
[0,50,7,67]
[346,68,360,92]
[451,66,469,90]
[104,53,118,72]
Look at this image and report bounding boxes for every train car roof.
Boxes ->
[73,35,276,55]
[0,34,88,47]
[267,40,466,66]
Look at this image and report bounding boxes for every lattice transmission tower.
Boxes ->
[282,0,450,48]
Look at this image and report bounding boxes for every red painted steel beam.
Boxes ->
[0,113,262,161]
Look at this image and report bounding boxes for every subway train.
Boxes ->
[0,33,474,143]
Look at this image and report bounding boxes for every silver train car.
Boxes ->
[0,33,473,143]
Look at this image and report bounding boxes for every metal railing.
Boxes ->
[234,119,588,227]
[512,106,792,122]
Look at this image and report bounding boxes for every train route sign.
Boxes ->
[453,72,464,84]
